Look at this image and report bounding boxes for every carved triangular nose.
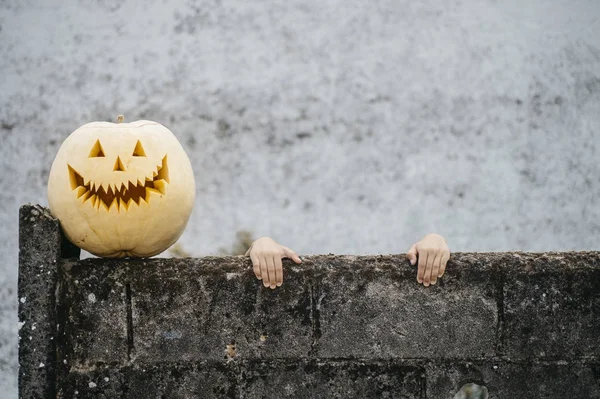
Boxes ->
[113,156,126,172]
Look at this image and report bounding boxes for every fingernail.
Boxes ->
[417,278,422,284]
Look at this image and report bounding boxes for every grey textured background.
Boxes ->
[1,0,599,395]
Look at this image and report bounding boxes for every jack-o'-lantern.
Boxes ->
[47,115,195,258]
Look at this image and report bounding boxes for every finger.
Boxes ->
[274,256,283,287]
[250,252,261,280]
[266,256,277,289]
[417,250,427,284]
[439,252,450,278]
[282,246,302,264]
[260,257,269,288]
[406,244,418,265]
[423,250,434,287]
[430,251,441,285]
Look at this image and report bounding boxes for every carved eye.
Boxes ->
[88,140,105,158]
[132,140,146,157]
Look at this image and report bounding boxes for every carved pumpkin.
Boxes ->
[47,116,195,258]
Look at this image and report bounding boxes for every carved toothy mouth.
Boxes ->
[68,155,169,211]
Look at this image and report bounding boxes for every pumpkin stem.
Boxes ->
[117,115,125,123]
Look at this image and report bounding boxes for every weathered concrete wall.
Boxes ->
[19,205,600,398]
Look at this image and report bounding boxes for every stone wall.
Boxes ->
[19,205,600,398]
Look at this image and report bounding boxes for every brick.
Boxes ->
[315,254,498,359]
[242,359,424,399]
[18,204,63,399]
[129,257,314,362]
[502,252,600,358]
[58,260,129,368]
[426,360,600,399]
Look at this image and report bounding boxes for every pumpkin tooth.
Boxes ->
[101,182,110,193]
[68,165,84,190]
[157,155,170,183]
[138,196,149,208]
[147,187,162,194]
[81,191,93,203]
[109,202,119,214]
[145,187,162,202]
[89,194,97,207]
[75,186,87,199]
[125,182,136,204]
[99,198,110,211]
[153,180,167,194]
[107,198,118,212]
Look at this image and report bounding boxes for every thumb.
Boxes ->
[406,243,418,265]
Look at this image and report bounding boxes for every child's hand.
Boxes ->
[245,237,302,289]
[406,234,451,287]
